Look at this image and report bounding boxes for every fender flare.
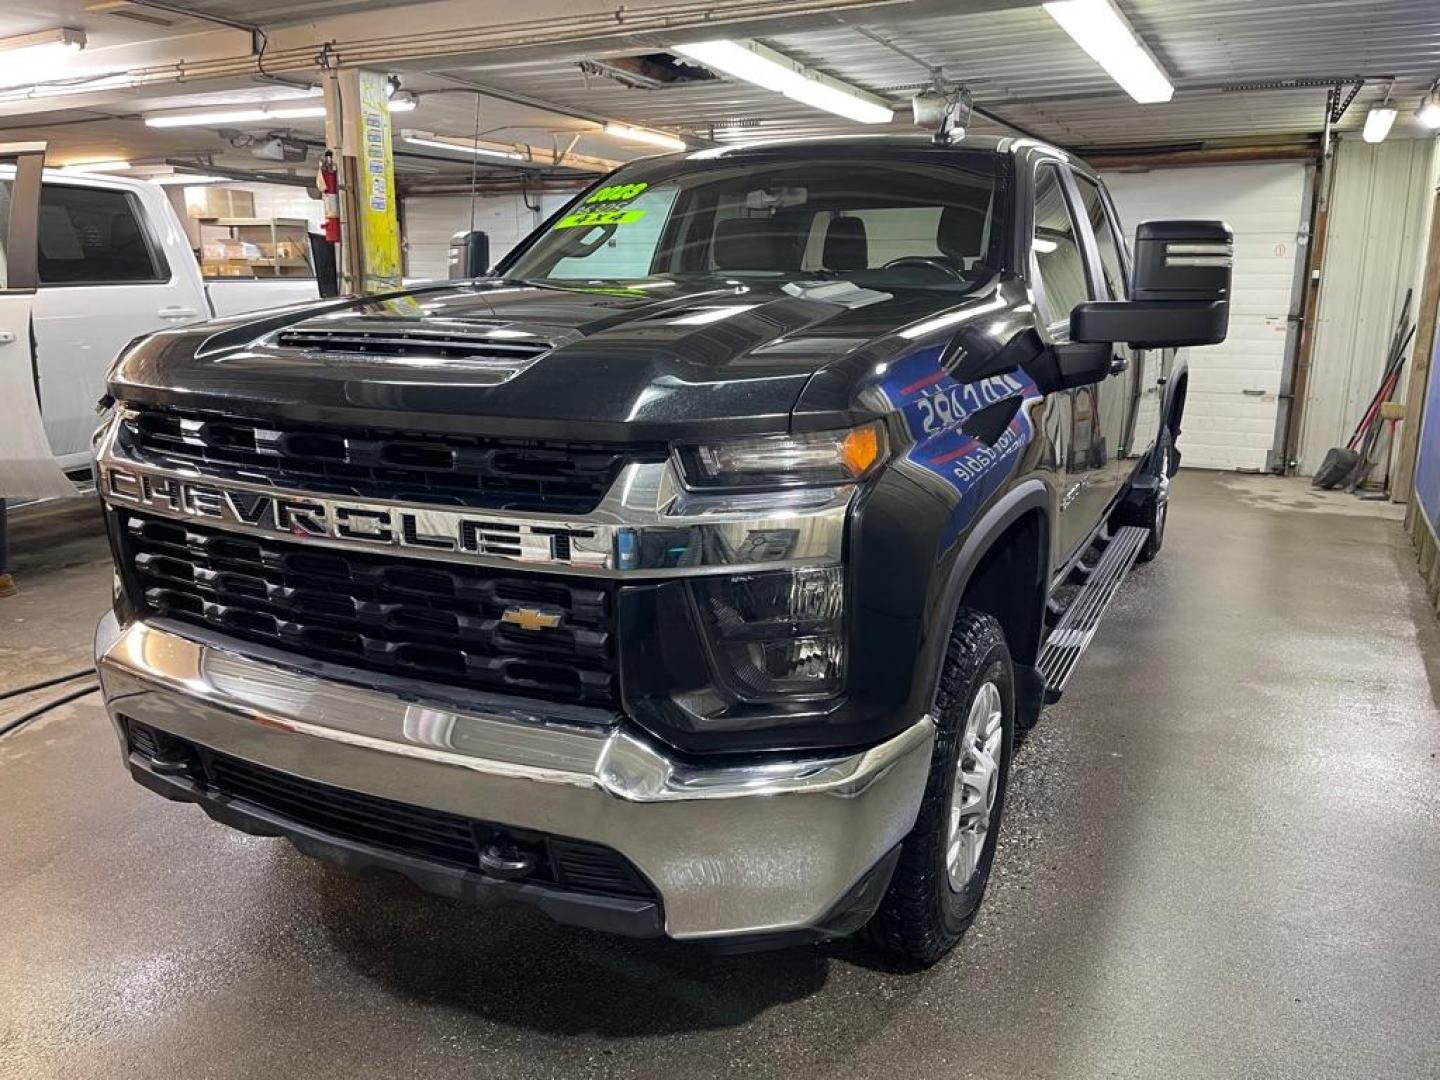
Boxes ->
[1160,357,1189,434]
[922,478,1052,711]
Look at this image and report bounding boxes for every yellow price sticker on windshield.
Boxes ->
[553,208,647,230]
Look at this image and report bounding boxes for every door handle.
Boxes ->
[1109,356,1129,375]
[157,306,200,321]
[0,330,14,345]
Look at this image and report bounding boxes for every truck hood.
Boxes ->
[110,278,983,442]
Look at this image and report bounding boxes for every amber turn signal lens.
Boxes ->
[839,423,883,477]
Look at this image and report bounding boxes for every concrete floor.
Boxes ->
[2,473,1438,1080]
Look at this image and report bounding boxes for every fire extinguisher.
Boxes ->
[318,150,340,243]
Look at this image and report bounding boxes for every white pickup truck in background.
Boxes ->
[30,170,318,471]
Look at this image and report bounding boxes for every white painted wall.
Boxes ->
[1102,162,1311,472]
[1296,137,1440,475]
[249,184,324,229]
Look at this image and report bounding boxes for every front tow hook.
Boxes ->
[478,840,540,880]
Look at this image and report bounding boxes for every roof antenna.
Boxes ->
[913,84,973,144]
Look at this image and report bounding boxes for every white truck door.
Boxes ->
[0,143,73,500]
[33,176,205,466]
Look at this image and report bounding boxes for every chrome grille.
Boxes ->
[122,512,618,706]
[119,407,658,514]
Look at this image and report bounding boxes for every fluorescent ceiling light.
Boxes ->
[0,73,133,104]
[1031,237,1059,254]
[673,39,893,124]
[146,97,411,128]
[0,27,85,92]
[147,105,323,128]
[387,95,417,113]
[61,160,132,173]
[401,131,526,161]
[1042,0,1174,104]
[1362,105,1398,143]
[1415,91,1440,130]
[603,122,687,151]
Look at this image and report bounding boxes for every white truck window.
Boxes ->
[38,184,168,286]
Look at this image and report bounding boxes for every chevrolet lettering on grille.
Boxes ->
[101,464,605,569]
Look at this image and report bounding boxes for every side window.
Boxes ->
[1073,176,1128,300]
[1031,165,1089,327]
[38,184,167,285]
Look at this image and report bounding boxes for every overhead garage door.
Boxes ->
[401,195,545,280]
[1101,163,1311,471]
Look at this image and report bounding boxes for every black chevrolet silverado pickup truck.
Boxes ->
[93,135,1230,963]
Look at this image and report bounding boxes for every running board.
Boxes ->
[1037,525,1149,702]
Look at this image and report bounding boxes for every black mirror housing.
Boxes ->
[1025,340,1114,394]
[1072,219,1233,348]
[1072,299,1229,348]
[1131,219,1233,302]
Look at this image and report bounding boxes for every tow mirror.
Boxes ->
[1071,219,1233,348]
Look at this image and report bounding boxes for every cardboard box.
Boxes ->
[201,262,254,278]
[201,239,262,261]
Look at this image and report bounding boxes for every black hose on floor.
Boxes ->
[0,667,94,703]
[0,683,99,738]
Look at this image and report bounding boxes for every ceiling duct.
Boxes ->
[578,53,720,90]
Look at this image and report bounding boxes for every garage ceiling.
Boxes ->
[451,0,1440,148]
[0,0,1435,183]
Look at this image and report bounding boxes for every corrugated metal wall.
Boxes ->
[1297,137,1440,475]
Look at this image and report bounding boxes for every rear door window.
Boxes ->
[38,184,168,285]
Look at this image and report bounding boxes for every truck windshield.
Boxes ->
[504,152,1004,293]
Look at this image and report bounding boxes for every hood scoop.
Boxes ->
[269,325,553,383]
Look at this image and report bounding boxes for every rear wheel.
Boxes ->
[867,609,1014,965]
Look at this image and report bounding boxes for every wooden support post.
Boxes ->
[1281,154,1335,472]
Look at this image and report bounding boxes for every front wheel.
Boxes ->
[867,609,1014,965]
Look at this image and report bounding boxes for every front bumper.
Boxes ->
[95,613,934,941]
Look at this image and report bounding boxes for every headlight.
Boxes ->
[675,421,886,491]
[690,567,846,700]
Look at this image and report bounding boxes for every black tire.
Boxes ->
[867,609,1015,965]
[1136,428,1172,564]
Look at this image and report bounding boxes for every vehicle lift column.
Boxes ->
[322,69,403,296]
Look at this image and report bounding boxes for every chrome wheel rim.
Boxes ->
[946,680,1004,890]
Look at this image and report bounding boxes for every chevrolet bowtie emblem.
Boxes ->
[500,606,564,632]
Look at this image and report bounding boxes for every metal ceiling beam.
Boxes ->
[161,158,314,186]
[1083,140,1322,170]
[846,24,1060,146]
[427,73,716,148]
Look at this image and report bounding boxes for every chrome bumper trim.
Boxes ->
[94,411,849,578]
[96,614,934,938]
